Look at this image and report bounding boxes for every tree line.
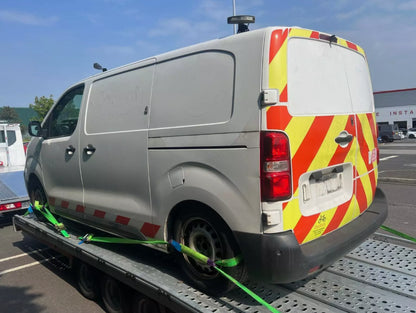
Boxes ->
[0,95,55,131]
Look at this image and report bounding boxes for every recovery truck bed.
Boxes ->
[0,170,30,216]
[13,214,416,313]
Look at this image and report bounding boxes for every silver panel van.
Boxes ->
[26,27,387,294]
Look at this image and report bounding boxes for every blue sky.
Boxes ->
[1,0,415,107]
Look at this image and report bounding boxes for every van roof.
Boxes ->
[71,26,365,88]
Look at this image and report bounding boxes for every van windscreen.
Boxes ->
[287,38,373,116]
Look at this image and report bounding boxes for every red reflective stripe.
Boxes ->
[323,201,351,235]
[49,197,56,206]
[367,113,378,147]
[140,223,160,238]
[115,215,130,226]
[279,84,288,103]
[61,201,69,209]
[328,115,355,166]
[267,105,292,130]
[76,205,85,213]
[346,41,358,51]
[293,214,319,243]
[93,210,106,218]
[269,28,289,63]
[369,170,377,199]
[310,31,319,39]
[356,178,368,213]
[356,117,373,174]
[291,116,334,192]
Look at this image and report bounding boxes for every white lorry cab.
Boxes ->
[25,26,387,294]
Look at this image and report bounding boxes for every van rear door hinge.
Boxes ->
[261,89,279,107]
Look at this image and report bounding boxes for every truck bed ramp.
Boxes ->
[13,215,416,313]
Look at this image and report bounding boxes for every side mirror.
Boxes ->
[28,121,45,138]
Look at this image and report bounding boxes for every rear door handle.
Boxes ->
[335,131,353,147]
[84,144,96,155]
[66,145,76,155]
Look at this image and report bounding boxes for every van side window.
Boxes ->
[0,130,16,145]
[45,85,84,138]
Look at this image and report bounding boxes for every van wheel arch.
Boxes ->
[167,201,237,244]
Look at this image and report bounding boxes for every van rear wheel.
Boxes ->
[173,207,247,295]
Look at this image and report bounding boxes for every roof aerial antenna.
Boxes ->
[93,63,107,72]
[227,15,255,34]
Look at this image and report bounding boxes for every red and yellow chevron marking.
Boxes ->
[267,28,377,244]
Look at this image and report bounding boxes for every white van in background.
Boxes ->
[0,124,26,171]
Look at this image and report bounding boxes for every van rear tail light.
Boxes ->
[261,131,292,201]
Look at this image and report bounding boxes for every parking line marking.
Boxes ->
[0,257,54,275]
[379,156,398,161]
[0,248,49,263]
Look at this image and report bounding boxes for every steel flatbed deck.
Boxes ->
[13,214,416,313]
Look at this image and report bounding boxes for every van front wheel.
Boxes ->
[173,208,247,295]
[28,180,48,221]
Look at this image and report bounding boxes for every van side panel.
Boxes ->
[148,33,265,236]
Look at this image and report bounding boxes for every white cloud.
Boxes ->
[0,10,58,26]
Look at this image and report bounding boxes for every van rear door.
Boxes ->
[265,28,378,244]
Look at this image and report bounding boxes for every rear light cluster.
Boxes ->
[0,202,22,211]
[260,131,292,202]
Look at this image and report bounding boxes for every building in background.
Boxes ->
[374,88,416,129]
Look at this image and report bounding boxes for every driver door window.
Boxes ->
[46,85,84,138]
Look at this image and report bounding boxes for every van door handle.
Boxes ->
[66,145,76,155]
[84,144,96,155]
[335,131,353,146]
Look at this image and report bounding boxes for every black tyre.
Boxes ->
[29,179,47,205]
[100,275,131,313]
[132,294,161,313]
[409,134,415,139]
[173,207,247,295]
[28,180,48,221]
[76,262,100,300]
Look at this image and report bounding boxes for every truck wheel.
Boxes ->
[101,275,131,313]
[76,262,99,300]
[132,294,161,313]
[173,208,247,295]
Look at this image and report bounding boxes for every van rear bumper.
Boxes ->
[234,187,388,283]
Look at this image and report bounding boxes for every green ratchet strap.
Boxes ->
[215,267,279,313]
[29,202,70,238]
[79,234,279,313]
[380,225,416,243]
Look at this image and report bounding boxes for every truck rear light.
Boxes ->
[261,132,292,201]
[0,202,22,211]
